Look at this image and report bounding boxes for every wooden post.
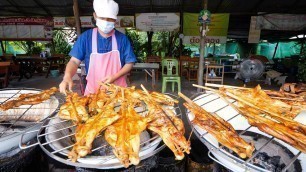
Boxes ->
[272,42,279,59]
[0,41,5,54]
[301,35,305,55]
[197,0,208,92]
[179,0,184,57]
[73,0,81,36]
[147,31,153,55]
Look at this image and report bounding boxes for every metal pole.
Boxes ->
[73,0,81,36]
[272,42,279,59]
[197,0,208,92]
[0,41,5,54]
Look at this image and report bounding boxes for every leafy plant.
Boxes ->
[52,30,72,56]
[297,40,306,82]
[125,29,148,62]
[298,59,306,82]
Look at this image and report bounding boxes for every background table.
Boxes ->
[133,63,159,89]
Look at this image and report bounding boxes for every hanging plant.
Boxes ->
[297,40,306,82]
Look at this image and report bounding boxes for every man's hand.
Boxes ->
[59,78,73,95]
[103,75,115,84]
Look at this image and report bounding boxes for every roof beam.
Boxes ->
[32,0,52,16]
[286,0,302,13]
[0,8,43,16]
[251,0,265,12]
[6,0,29,16]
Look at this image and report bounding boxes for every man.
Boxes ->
[59,0,136,95]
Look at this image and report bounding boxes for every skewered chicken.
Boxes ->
[58,93,89,123]
[87,89,110,115]
[0,87,58,111]
[59,83,188,167]
[222,86,306,135]
[68,101,120,162]
[237,103,306,153]
[143,97,190,160]
[101,83,178,106]
[105,101,149,167]
[182,100,254,158]
[221,85,298,119]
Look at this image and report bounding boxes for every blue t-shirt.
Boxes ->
[69,29,136,74]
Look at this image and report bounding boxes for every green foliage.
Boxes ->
[52,30,72,56]
[125,29,148,61]
[297,40,306,82]
[298,59,306,82]
[11,41,43,55]
[125,29,181,60]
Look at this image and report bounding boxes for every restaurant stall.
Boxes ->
[0,0,306,171]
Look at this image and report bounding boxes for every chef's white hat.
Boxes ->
[93,0,119,20]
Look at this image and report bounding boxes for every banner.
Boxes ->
[0,17,53,40]
[248,16,261,43]
[53,17,66,28]
[136,13,180,31]
[183,13,229,44]
[183,36,227,44]
[80,17,94,28]
[54,16,94,28]
[0,17,53,26]
[116,16,134,28]
[54,16,134,29]
[256,14,306,31]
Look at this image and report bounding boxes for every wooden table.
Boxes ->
[77,63,160,91]
[133,63,159,89]
[16,56,65,78]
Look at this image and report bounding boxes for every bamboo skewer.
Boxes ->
[205,83,250,90]
[192,84,241,113]
[205,83,304,99]
[179,90,255,158]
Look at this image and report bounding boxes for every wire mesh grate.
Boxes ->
[186,92,302,172]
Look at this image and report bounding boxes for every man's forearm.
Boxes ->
[63,59,80,81]
[112,63,134,81]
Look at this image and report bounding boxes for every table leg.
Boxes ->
[152,69,155,89]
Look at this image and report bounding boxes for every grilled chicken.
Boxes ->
[183,102,254,159]
[105,101,148,167]
[144,98,190,160]
[0,87,58,111]
[238,103,306,153]
[68,101,120,162]
[58,93,89,123]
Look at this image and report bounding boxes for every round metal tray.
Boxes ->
[35,93,182,169]
[0,88,59,154]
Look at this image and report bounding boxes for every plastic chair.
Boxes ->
[161,59,181,93]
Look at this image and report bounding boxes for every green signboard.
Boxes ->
[183,13,230,37]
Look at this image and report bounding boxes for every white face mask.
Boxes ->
[96,19,115,34]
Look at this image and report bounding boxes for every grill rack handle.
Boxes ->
[19,129,39,149]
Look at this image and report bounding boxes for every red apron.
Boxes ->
[84,28,127,95]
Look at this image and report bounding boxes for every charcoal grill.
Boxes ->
[21,93,182,169]
[186,92,306,172]
[0,88,59,171]
[0,88,59,154]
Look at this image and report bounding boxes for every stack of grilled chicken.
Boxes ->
[58,84,190,167]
